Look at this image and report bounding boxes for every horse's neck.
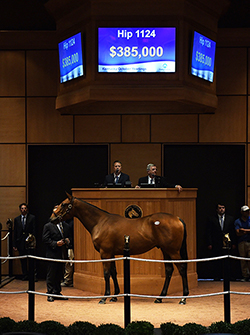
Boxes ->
[74,200,104,233]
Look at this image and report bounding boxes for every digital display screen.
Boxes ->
[191,31,216,83]
[58,32,84,83]
[98,27,176,73]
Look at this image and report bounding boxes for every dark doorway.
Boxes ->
[164,144,245,279]
[28,144,108,278]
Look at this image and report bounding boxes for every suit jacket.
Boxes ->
[206,213,236,253]
[103,172,130,187]
[138,176,175,188]
[42,221,72,260]
[13,213,36,251]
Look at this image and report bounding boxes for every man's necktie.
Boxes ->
[22,216,25,229]
[59,222,65,238]
[220,216,224,230]
[115,176,119,184]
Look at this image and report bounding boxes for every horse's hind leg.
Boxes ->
[178,217,189,304]
[110,260,120,302]
[99,261,111,304]
[155,261,174,303]
[175,262,189,305]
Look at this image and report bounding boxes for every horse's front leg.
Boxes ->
[154,262,173,303]
[110,260,120,302]
[99,261,111,304]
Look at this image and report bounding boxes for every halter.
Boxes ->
[51,197,74,223]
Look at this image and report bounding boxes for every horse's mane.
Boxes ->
[76,197,111,214]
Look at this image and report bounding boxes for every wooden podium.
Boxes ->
[72,188,198,295]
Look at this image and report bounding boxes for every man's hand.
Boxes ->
[175,185,183,193]
[57,239,65,246]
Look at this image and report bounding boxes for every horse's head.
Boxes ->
[50,192,74,224]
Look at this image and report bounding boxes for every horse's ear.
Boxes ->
[65,191,72,200]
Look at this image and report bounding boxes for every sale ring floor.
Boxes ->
[0,279,249,328]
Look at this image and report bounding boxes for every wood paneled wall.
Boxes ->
[0,28,249,275]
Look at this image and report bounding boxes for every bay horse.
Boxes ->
[50,193,189,304]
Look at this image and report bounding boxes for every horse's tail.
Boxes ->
[179,218,188,260]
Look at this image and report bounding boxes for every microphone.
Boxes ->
[116,168,119,174]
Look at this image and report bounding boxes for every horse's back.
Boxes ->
[148,213,185,250]
[145,212,183,230]
[103,211,184,241]
[91,210,185,256]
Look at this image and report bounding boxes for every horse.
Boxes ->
[50,192,189,304]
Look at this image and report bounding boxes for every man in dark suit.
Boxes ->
[103,160,130,187]
[137,163,182,192]
[42,217,72,302]
[13,203,36,280]
[206,203,236,280]
[61,218,74,287]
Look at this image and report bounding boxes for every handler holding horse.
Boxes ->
[50,193,189,304]
[42,216,72,302]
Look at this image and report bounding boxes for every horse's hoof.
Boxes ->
[110,297,117,302]
[98,299,106,304]
[154,298,162,303]
[179,298,186,305]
